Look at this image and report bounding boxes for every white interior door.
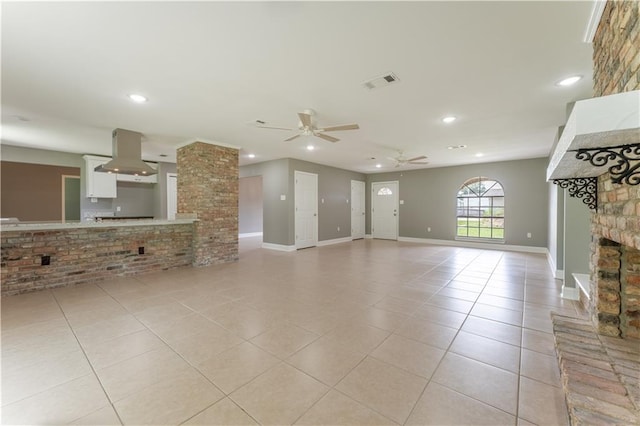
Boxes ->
[351,180,365,240]
[295,171,318,249]
[167,173,177,220]
[372,181,399,240]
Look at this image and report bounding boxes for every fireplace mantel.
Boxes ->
[547,90,640,183]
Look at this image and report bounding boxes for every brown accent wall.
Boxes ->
[1,161,80,221]
[589,0,640,338]
[1,223,194,295]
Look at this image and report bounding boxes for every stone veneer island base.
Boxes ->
[1,220,196,296]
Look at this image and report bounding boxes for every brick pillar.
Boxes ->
[177,142,239,266]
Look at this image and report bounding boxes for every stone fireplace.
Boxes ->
[588,169,640,340]
[586,0,640,341]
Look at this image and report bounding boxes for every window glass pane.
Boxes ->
[456,176,504,240]
[377,187,392,195]
[467,228,480,237]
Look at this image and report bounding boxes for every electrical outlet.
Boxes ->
[337,226,340,232]
[116,206,121,212]
[427,227,431,232]
[527,232,532,238]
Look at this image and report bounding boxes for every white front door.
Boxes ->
[295,171,318,249]
[372,181,399,240]
[167,173,177,220]
[351,180,365,240]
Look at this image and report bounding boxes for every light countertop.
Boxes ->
[1,219,197,232]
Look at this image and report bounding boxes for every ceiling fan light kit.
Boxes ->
[255,109,359,143]
[389,151,429,168]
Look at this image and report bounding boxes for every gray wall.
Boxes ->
[289,159,366,243]
[153,162,177,220]
[239,175,263,233]
[240,158,366,246]
[547,182,565,274]
[367,157,549,247]
[241,158,291,245]
[1,144,83,168]
[562,192,591,287]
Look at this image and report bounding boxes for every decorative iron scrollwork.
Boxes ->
[571,144,640,185]
[552,177,598,210]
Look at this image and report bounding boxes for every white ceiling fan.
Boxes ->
[389,150,429,167]
[255,109,359,143]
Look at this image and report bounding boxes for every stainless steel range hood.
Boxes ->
[94,128,157,176]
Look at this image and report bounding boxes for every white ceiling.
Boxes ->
[2,1,595,173]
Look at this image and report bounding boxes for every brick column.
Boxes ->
[177,142,239,266]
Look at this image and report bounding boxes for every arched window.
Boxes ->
[456,177,504,240]
[377,187,393,195]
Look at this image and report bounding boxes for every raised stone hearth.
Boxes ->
[552,314,640,425]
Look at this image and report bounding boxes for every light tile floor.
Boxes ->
[1,237,582,425]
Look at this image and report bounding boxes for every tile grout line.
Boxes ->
[49,287,126,426]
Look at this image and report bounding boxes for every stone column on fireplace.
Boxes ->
[177,141,239,266]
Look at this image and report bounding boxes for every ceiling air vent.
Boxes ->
[362,72,400,90]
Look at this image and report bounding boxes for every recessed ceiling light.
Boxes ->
[128,93,148,103]
[306,145,315,151]
[447,145,467,150]
[442,116,457,124]
[375,164,382,168]
[475,153,484,157]
[248,154,256,158]
[556,75,582,87]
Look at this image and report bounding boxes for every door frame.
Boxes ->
[167,173,178,220]
[294,170,318,249]
[371,180,399,240]
[61,175,81,222]
[351,180,365,240]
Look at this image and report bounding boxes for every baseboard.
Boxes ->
[561,283,580,301]
[555,269,565,280]
[365,234,373,239]
[239,232,263,238]
[261,242,296,252]
[572,273,591,301]
[397,236,548,254]
[317,237,353,247]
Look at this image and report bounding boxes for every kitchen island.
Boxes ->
[1,219,197,295]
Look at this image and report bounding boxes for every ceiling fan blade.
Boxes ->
[256,125,294,131]
[407,155,427,162]
[315,133,339,143]
[298,112,312,129]
[284,134,301,142]
[408,161,429,165]
[320,124,360,132]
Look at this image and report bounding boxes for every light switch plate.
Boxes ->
[280,195,286,201]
